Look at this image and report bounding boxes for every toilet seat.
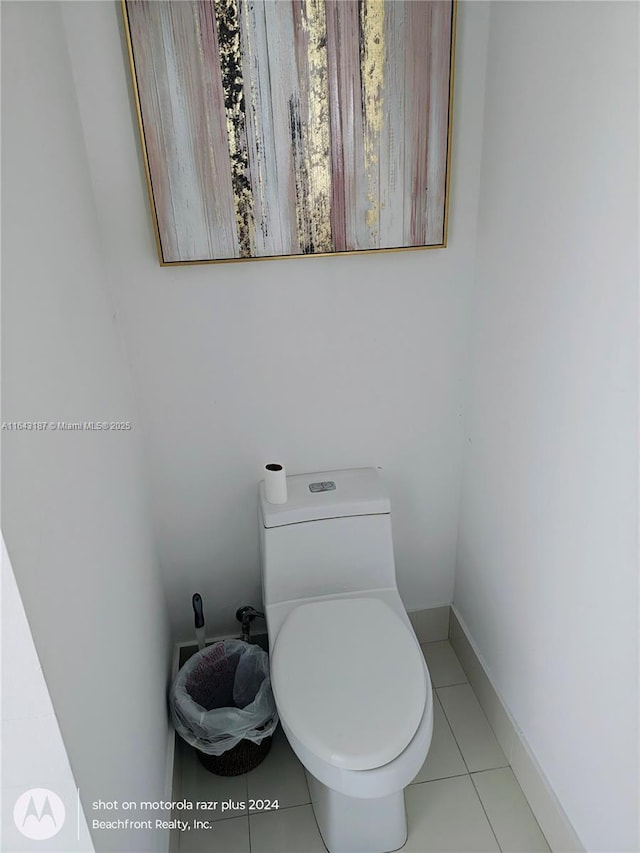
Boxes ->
[271,597,427,772]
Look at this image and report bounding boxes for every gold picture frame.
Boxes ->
[122,0,456,265]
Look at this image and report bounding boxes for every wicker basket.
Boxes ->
[195,734,273,776]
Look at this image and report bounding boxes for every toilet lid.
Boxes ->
[271,597,427,771]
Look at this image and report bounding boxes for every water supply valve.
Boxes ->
[235,606,264,643]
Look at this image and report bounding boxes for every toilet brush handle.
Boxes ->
[192,593,205,649]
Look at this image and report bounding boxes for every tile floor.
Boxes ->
[172,641,550,853]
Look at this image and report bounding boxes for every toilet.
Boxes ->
[258,468,434,853]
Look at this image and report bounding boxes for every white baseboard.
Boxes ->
[449,605,584,853]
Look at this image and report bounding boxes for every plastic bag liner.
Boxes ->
[169,640,278,756]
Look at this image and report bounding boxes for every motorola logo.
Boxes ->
[13,788,66,840]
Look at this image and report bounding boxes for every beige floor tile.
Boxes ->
[247,725,310,812]
[172,660,548,853]
[249,804,326,853]
[472,767,550,852]
[409,606,451,643]
[438,683,508,772]
[421,641,468,687]
[180,742,248,821]
[403,776,500,851]
[179,815,250,853]
[411,693,467,784]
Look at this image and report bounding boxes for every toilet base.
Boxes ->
[305,768,407,853]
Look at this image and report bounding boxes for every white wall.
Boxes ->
[455,2,639,851]
[61,0,491,640]
[1,537,94,852]
[4,1,638,848]
[2,3,172,850]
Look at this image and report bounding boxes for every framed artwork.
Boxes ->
[122,0,456,265]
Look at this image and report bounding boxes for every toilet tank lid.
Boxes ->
[259,467,390,528]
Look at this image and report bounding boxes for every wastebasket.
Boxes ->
[169,639,278,776]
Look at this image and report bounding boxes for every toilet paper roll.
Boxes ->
[264,463,287,504]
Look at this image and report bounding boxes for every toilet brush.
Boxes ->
[192,593,206,649]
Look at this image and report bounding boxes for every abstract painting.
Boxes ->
[123,0,455,264]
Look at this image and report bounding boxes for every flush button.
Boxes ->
[309,481,336,493]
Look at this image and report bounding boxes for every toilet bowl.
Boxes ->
[258,468,434,853]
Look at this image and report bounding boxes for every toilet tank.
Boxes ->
[259,468,398,606]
